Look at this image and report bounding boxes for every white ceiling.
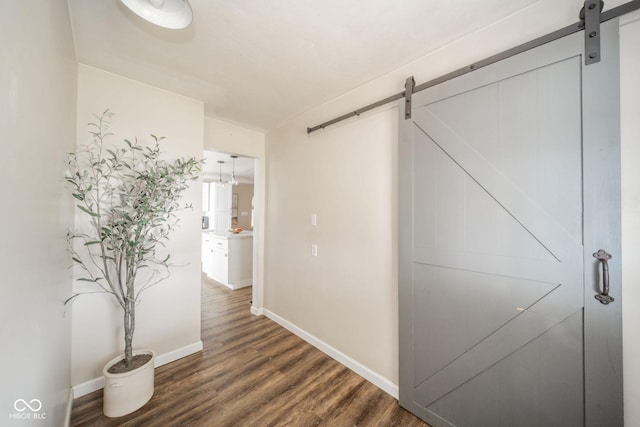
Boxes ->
[67,0,544,131]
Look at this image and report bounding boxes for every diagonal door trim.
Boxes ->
[411,109,583,265]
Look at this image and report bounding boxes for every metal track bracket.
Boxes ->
[581,0,604,65]
[404,76,415,120]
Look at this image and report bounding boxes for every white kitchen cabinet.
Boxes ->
[202,182,210,212]
[201,234,215,278]
[212,244,228,284]
[210,183,231,233]
[202,182,232,233]
[201,232,252,289]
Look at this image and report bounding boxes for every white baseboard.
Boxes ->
[262,309,399,399]
[72,341,204,398]
[250,305,264,316]
[63,388,73,427]
[155,341,203,367]
[229,280,252,290]
[72,377,104,399]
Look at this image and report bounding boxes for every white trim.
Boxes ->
[155,341,203,367]
[262,309,399,399]
[72,341,203,398]
[250,305,264,316]
[72,377,104,399]
[224,280,252,290]
[63,388,74,427]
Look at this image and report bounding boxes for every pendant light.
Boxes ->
[229,155,239,186]
[120,0,193,30]
[216,160,225,187]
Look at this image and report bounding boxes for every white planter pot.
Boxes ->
[102,349,155,417]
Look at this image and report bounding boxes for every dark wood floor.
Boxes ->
[71,276,429,426]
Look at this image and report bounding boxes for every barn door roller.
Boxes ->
[581,0,605,65]
[404,76,415,120]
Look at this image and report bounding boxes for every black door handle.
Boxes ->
[593,249,614,305]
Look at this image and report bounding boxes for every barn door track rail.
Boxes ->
[307,0,640,134]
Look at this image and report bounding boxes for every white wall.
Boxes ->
[264,0,635,402]
[205,117,265,156]
[620,9,640,427]
[0,1,77,425]
[204,117,266,310]
[71,65,204,393]
[266,108,398,391]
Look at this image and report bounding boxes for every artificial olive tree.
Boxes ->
[66,110,201,369]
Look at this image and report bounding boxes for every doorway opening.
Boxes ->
[200,149,261,302]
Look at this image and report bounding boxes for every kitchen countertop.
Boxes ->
[203,230,253,239]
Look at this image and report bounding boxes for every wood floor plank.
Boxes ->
[71,276,430,426]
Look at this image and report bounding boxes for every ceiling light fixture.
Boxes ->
[120,0,193,30]
[216,160,225,187]
[229,155,239,186]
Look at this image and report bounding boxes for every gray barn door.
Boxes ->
[398,21,622,427]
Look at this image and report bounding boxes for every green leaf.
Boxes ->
[84,240,102,246]
[77,205,99,217]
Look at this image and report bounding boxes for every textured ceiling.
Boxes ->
[68,0,545,131]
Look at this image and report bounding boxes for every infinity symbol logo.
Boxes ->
[14,399,42,412]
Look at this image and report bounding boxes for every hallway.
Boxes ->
[71,277,427,426]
